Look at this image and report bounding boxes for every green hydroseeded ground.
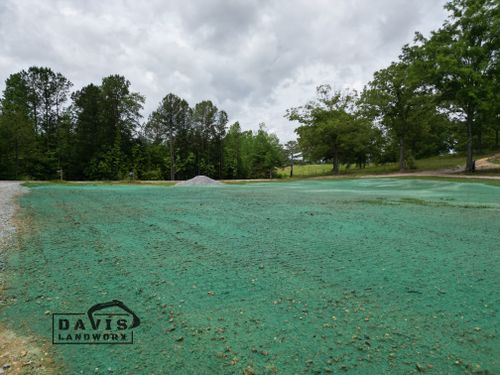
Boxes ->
[1,179,499,374]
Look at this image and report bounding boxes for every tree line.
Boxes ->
[287,0,499,173]
[0,69,284,180]
[1,0,498,180]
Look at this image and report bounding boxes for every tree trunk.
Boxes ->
[290,154,294,178]
[399,136,406,171]
[333,147,339,175]
[169,138,176,181]
[477,125,482,154]
[495,128,499,149]
[219,139,224,179]
[465,112,474,173]
[14,138,19,180]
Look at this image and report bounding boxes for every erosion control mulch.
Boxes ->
[1,179,499,374]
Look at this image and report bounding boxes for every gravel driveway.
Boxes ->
[0,182,27,267]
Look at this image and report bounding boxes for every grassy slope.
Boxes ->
[277,153,495,178]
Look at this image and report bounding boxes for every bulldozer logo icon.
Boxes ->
[52,300,140,345]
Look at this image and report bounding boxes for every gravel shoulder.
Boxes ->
[0,182,55,374]
[0,182,28,258]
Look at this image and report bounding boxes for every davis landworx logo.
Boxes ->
[52,300,140,345]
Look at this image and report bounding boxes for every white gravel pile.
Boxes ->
[0,182,28,265]
[175,175,222,186]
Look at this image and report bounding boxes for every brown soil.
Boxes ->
[0,327,57,375]
[476,153,500,170]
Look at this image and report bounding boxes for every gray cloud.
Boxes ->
[0,0,448,141]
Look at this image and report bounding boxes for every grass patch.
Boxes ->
[278,162,399,177]
[278,153,496,178]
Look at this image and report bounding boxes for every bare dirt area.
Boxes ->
[0,327,56,375]
[476,153,500,170]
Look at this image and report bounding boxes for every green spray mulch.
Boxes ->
[1,179,499,374]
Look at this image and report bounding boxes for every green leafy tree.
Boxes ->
[250,124,285,178]
[361,57,451,170]
[417,0,499,171]
[96,75,144,179]
[144,93,192,180]
[0,73,38,178]
[21,67,73,176]
[70,84,103,178]
[287,85,376,174]
[285,140,299,177]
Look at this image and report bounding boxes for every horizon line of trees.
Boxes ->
[0,69,284,180]
[1,0,498,180]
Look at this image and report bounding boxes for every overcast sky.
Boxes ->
[0,0,448,141]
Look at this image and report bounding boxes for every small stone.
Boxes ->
[243,366,255,375]
[416,363,425,372]
[324,367,333,373]
[230,357,239,365]
[216,352,226,359]
[207,291,215,296]
[165,325,176,332]
[176,336,184,342]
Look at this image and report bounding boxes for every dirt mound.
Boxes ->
[175,175,222,186]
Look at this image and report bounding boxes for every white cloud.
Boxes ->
[0,0,448,141]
